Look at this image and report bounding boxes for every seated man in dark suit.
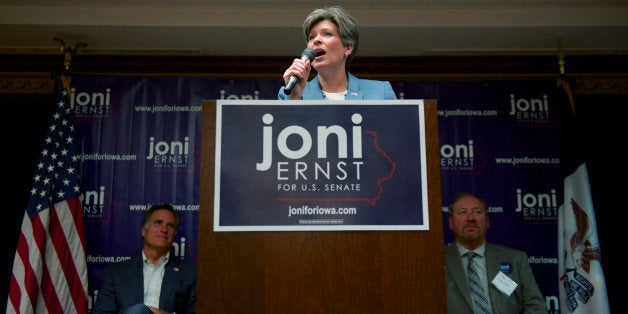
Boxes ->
[93,203,196,314]
[444,193,546,314]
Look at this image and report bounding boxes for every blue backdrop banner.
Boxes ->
[72,75,563,312]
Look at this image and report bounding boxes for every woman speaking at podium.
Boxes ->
[278,6,397,100]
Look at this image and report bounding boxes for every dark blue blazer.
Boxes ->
[92,254,196,314]
[278,72,397,100]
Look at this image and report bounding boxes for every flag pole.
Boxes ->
[6,37,90,314]
[556,39,575,116]
[556,38,611,314]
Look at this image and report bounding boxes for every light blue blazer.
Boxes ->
[278,72,397,100]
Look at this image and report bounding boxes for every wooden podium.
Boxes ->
[197,100,445,313]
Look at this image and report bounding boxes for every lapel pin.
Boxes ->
[499,262,513,274]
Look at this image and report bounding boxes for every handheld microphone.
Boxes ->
[284,48,317,95]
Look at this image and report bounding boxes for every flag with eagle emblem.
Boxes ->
[557,78,609,314]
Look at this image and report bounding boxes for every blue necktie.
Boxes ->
[466,252,492,314]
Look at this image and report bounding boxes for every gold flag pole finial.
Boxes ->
[52,37,87,94]
[556,39,575,115]
[53,37,87,76]
[558,40,565,78]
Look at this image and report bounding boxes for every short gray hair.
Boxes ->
[302,6,359,68]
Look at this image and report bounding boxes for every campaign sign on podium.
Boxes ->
[213,100,429,231]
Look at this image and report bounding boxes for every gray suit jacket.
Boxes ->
[278,72,397,100]
[92,254,196,314]
[444,242,546,314]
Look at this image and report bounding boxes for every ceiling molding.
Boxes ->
[1,1,627,57]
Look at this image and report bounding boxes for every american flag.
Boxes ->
[7,75,88,313]
[557,78,610,314]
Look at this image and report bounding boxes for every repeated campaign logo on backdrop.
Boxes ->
[508,93,556,126]
[514,187,558,223]
[439,138,488,175]
[146,135,201,172]
[81,185,116,223]
[213,100,430,231]
[71,86,121,121]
